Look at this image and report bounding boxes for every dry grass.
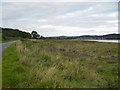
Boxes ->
[3,39,119,88]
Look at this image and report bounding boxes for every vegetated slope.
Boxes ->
[3,39,118,88]
[1,27,31,41]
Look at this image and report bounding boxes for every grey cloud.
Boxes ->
[2,2,118,36]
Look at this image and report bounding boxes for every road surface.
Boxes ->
[0,41,17,56]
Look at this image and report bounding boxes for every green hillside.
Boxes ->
[1,27,31,41]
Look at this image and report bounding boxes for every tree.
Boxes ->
[41,35,45,39]
[2,34,7,40]
[2,28,31,39]
[31,31,40,39]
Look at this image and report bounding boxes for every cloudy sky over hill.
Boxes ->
[1,2,118,36]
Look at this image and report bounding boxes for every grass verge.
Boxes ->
[2,43,28,88]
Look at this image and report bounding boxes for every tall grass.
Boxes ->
[3,39,118,88]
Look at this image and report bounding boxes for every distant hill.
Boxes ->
[1,27,31,40]
[1,27,119,40]
[46,34,120,40]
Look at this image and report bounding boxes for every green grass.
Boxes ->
[2,39,119,88]
[1,34,24,43]
[0,33,2,43]
[2,43,28,88]
[0,33,2,88]
[2,38,21,43]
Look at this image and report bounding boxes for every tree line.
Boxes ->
[0,27,45,40]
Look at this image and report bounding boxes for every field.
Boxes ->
[2,39,118,88]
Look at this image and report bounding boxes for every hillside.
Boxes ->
[47,34,120,40]
[1,27,31,41]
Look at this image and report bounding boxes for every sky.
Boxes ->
[1,2,118,37]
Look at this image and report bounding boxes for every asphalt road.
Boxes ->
[0,41,17,56]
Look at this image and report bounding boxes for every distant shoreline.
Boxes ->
[46,34,120,40]
[79,39,119,43]
[73,39,120,40]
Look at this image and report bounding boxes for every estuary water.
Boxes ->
[85,40,119,43]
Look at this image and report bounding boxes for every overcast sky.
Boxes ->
[1,2,118,36]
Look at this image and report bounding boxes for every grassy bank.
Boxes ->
[2,37,22,43]
[0,33,2,43]
[3,39,118,88]
[2,43,28,88]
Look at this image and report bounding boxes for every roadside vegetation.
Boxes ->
[3,39,118,88]
[0,33,2,43]
[1,27,31,43]
[1,27,45,43]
